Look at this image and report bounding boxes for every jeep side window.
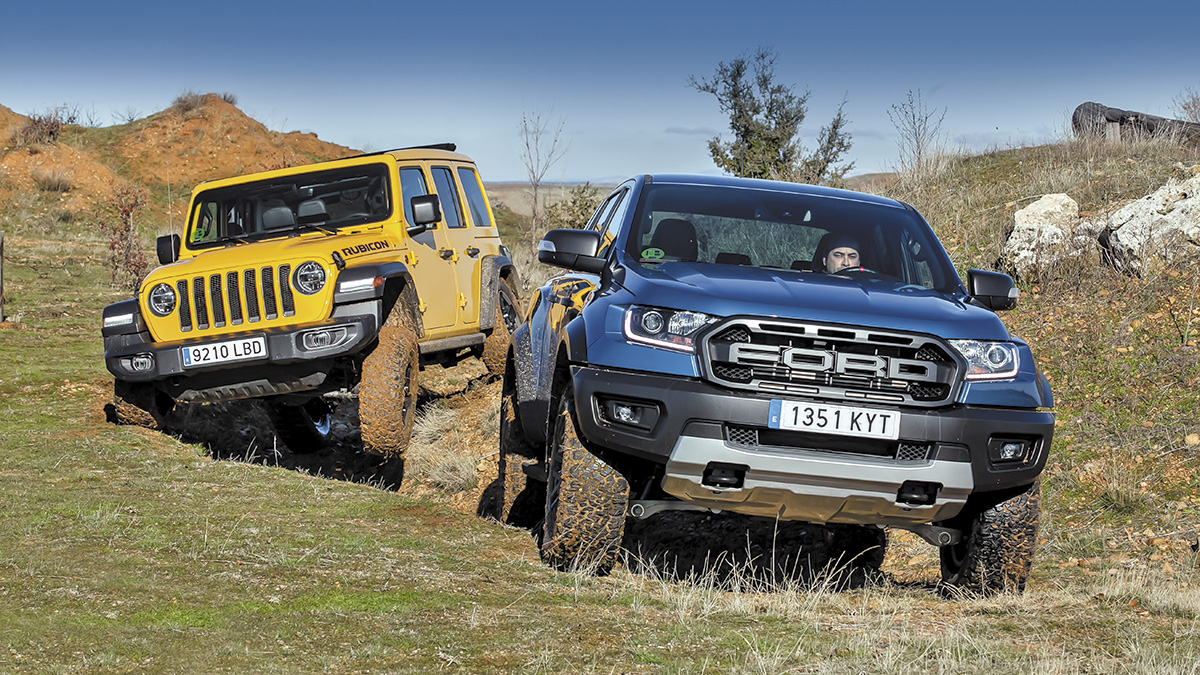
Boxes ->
[431,167,464,229]
[400,167,429,227]
[456,167,492,228]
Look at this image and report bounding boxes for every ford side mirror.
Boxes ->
[407,194,441,236]
[156,234,180,265]
[538,229,604,273]
[967,269,1018,311]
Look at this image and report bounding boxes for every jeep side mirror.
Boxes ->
[407,194,441,236]
[156,234,180,265]
[538,229,605,273]
[967,269,1019,311]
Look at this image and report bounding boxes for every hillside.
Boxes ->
[3,98,1200,670]
[2,93,354,224]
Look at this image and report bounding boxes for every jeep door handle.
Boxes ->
[438,248,454,260]
[465,247,480,258]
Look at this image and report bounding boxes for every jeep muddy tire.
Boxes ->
[359,296,420,488]
[481,277,519,378]
[110,380,171,430]
[540,387,629,575]
[266,397,335,454]
[940,480,1041,595]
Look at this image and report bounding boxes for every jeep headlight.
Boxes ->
[147,283,176,316]
[624,306,716,353]
[949,339,1019,381]
[293,261,326,295]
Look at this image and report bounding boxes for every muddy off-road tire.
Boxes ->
[940,480,1041,595]
[481,277,519,378]
[827,524,887,587]
[541,387,629,575]
[110,380,171,430]
[493,356,543,528]
[266,397,335,454]
[358,297,420,489]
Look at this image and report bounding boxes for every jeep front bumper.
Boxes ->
[103,300,380,402]
[571,365,1053,527]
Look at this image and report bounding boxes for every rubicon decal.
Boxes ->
[341,241,390,257]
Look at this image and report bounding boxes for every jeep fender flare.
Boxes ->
[478,254,521,331]
[333,261,423,339]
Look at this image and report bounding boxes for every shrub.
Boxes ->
[172,91,207,115]
[220,92,238,106]
[98,183,150,291]
[32,169,72,193]
[11,110,65,147]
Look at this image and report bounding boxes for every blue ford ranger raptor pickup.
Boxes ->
[494,174,1052,594]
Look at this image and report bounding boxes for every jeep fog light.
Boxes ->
[624,305,716,353]
[130,353,155,372]
[148,283,176,316]
[301,327,348,351]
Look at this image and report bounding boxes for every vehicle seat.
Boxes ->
[262,206,296,230]
[297,199,328,224]
[649,218,698,261]
[790,260,812,271]
[715,252,752,266]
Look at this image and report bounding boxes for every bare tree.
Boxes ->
[519,110,567,246]
[112,106,142,124]
[1174,87,1200,123]
[888,89,947,177]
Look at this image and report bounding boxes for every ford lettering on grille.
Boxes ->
[705,319,959,406]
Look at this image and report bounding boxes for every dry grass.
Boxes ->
[31,168,72,193]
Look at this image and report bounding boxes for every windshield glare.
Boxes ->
[626,183,959,293]
[187,163,391,247]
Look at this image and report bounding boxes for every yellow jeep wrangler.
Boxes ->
[101,144,520,485]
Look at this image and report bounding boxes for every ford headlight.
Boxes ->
[148,283,176,316]
[949,340,1019,381]
[293,261,326,295]
[624,306,716,353]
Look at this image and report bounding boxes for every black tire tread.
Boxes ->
[541,389,629,575]
[940,480,1041,595]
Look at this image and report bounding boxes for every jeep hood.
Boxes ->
[622,262,1010,341]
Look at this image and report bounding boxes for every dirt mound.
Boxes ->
[0,103,26,143]
[0,143,127,211]
[115,94,355,192]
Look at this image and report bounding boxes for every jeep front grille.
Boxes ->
[176,266,296,333]
[704,319,959,407]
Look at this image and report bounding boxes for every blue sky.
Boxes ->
[3,1,1197,183]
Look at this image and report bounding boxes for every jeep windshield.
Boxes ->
[186,163,392,248]
[625,182,960,293]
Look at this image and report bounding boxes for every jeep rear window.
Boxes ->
[625,183,957,293]
[187,163,391,248]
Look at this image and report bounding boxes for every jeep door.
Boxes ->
[399,165,458,332]
[430,164,484,328]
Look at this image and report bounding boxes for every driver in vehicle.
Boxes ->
[820,233,863,274]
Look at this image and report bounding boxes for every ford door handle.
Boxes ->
[465,247,480,258]
[439,249,454,260]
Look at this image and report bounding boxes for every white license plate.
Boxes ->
[768,400,900,440]
[181,337,266,368]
